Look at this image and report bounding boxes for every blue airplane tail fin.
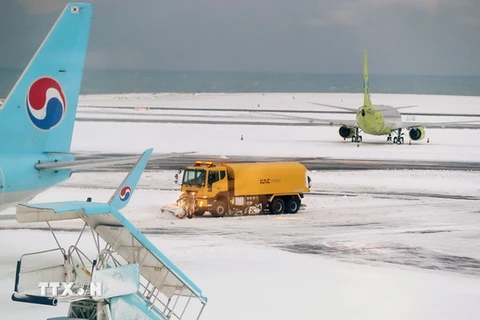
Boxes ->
[0,3,92,153]
[108,148,153,211]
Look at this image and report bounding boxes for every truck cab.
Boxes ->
[179,161,229,217]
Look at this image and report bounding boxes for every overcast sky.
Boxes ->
[1,0,479,75]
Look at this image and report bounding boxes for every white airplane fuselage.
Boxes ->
[0,154,72,211]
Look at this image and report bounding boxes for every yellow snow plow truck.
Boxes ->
[164,161,311,219]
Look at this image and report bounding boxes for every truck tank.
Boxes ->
[221,162,310,196]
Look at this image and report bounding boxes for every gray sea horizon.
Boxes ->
[1,68,480,98]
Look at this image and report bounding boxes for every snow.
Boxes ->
[74,93,480,162]
[71,119,480,162]
[1,92,480,319]
[78,92,480,115]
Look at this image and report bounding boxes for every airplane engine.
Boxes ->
[339,126,356,139]
[409,127,425,141]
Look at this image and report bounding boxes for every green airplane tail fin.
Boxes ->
[363,49,372,107]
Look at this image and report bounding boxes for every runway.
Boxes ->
[75,116,480,129]
[81,104,480,118]
[73,152,480,171]
[75,106,480,129]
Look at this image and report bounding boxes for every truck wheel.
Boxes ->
[194,210,205,217]
[212,201,228,217]
[270,198,285,214]
[286,199,300,214]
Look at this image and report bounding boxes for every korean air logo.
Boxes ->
[119,186,131,201]
[26,77,67,130]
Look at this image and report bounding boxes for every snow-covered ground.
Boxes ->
[75,93,480,162]
[1,93,480,319]
[79,92,480,115]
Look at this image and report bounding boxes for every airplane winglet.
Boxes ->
[108,148,153,211]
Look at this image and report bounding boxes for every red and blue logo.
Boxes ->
[26,77,67,130]
[119,186,132,201]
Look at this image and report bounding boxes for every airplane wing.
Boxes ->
[35,151,195,172]
[374,105,418,111]
[308,102,418,113]
[391,105,418,110]
[259,111,359,128]
[307,102,357,113]
[394,120,480,130]
[311,118,359,127]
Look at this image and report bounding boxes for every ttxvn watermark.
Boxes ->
[38,282,102,297]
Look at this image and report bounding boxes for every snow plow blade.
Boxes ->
[161,204,188,219]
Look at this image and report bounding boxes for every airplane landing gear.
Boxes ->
[351,127,363,143]
[392,129,404,144]
[351,135,363,143]
[387,134,392,142]
[393,136,404,144]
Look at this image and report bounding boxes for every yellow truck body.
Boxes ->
[223,162,310,196]
[176,161,311,218]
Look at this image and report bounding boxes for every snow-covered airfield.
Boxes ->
[1,92,480,319]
